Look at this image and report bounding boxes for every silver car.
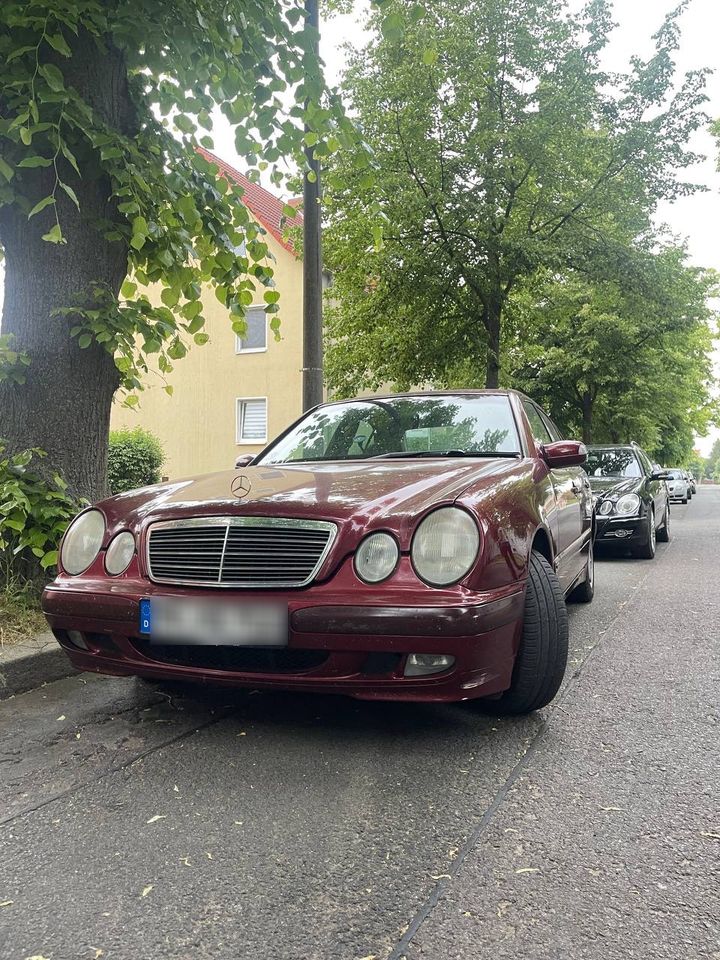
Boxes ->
[665,468,689,504]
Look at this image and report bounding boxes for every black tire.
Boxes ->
[631,507,656,559]
[483,551,568,715]
[568,537,594,603]
[657,500,671,543]
[682,496,688,504]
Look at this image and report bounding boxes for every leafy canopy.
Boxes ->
[0,0,364,398]
[323,0,709,393]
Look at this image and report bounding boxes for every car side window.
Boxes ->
[539,409,563,442]
[522,401,552,445]
[637,450,653,476]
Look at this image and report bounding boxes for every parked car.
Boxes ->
[688,472,697,494]
[665,468,690,504]
[584,443,670,558]
[43,390,594,715]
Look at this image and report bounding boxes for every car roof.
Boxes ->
[315,389,530,409]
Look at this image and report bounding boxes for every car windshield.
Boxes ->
[667,469,684,479]
[256,395,521,464]
[585,448,643,478]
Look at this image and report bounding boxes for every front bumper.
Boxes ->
[595,514,645,544]
[42,560,526,703]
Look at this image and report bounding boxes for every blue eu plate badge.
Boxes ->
[139,598,152,635]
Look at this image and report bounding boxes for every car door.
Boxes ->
[521,400,587,591]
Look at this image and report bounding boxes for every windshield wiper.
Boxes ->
[368,450,521,460]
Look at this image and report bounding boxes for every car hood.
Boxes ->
[100,458,522,538]
[587,475,643,497]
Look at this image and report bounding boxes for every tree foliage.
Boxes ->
[0,0,363,501]
[324,0,710,396]
[508,247,718,462]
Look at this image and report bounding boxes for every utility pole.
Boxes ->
[302,0,323,411]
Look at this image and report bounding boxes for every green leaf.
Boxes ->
[42,223,64,244]
[46,32,72,57]
[59,181,80,209]
[0,157,14,181]
[19,127,32,146]
[39,63,65,92]
[40,550,58,569]
[28,196,56,218]
[422,48,438,66]
[78,334,92,348]
[17,156,52,168]
[161,287,179,307]
[60,142,81,176]
[193,332,210,345]
[121,280,137,298]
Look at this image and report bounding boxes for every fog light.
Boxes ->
[67,629,89,650]
[404,653,455,677]
[615,529,631,539]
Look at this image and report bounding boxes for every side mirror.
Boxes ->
[542,440,587,468]
[650,470,671,481]
[234,454,254,469]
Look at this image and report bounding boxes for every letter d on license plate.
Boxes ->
[139,597,287,647]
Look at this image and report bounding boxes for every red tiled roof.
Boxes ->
[196,147,302,255]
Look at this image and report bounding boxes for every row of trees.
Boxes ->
[323,0,718,464]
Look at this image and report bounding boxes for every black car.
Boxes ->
[585,443,670,559]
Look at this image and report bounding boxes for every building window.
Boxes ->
[235,306,267,354]
[236,398,267,444]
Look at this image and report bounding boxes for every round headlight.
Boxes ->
[105,531,136,576]
[411,507,480,587]
[61,509,105,575]
[616,493,641,516]
[355,532,399,583]
[598,500,613,516]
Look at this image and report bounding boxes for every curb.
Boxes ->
[0,632,79,700]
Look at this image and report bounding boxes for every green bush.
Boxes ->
[108,428,165,494]
[0,442,79,579]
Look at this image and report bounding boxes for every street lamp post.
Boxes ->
[302,0,323,412]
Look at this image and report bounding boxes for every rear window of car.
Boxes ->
[585,449,643,478]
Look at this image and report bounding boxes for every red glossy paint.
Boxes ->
[542,440,588,469]
[42,390,593,702]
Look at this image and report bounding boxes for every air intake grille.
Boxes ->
[147,518,336,588]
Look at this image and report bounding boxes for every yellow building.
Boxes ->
[112,151,306,479]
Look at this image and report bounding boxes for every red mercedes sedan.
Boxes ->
[43,391,594,714]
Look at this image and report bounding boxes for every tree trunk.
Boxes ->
[0,31,135,503]
[484,295,502,389]
[581,390,593,444]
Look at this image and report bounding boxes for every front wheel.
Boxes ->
[482,551,568,715]
[631,507,656,559]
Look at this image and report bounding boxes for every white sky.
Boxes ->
[2,0,719,454]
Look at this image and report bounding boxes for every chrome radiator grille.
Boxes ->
[146,517,337,588]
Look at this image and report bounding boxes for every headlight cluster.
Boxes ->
[597,493,641,518]
[61,510,135,577]
[354,507,480,587]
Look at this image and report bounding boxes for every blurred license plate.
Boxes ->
[139,597,287,647]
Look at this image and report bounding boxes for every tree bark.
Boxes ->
[484,295,502,389]
[0,30,135,503]
[581,390,593,444]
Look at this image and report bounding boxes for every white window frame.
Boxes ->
[235,305,268,355]
[236,397,268,445]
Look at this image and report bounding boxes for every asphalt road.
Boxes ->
[1,488,718,960]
